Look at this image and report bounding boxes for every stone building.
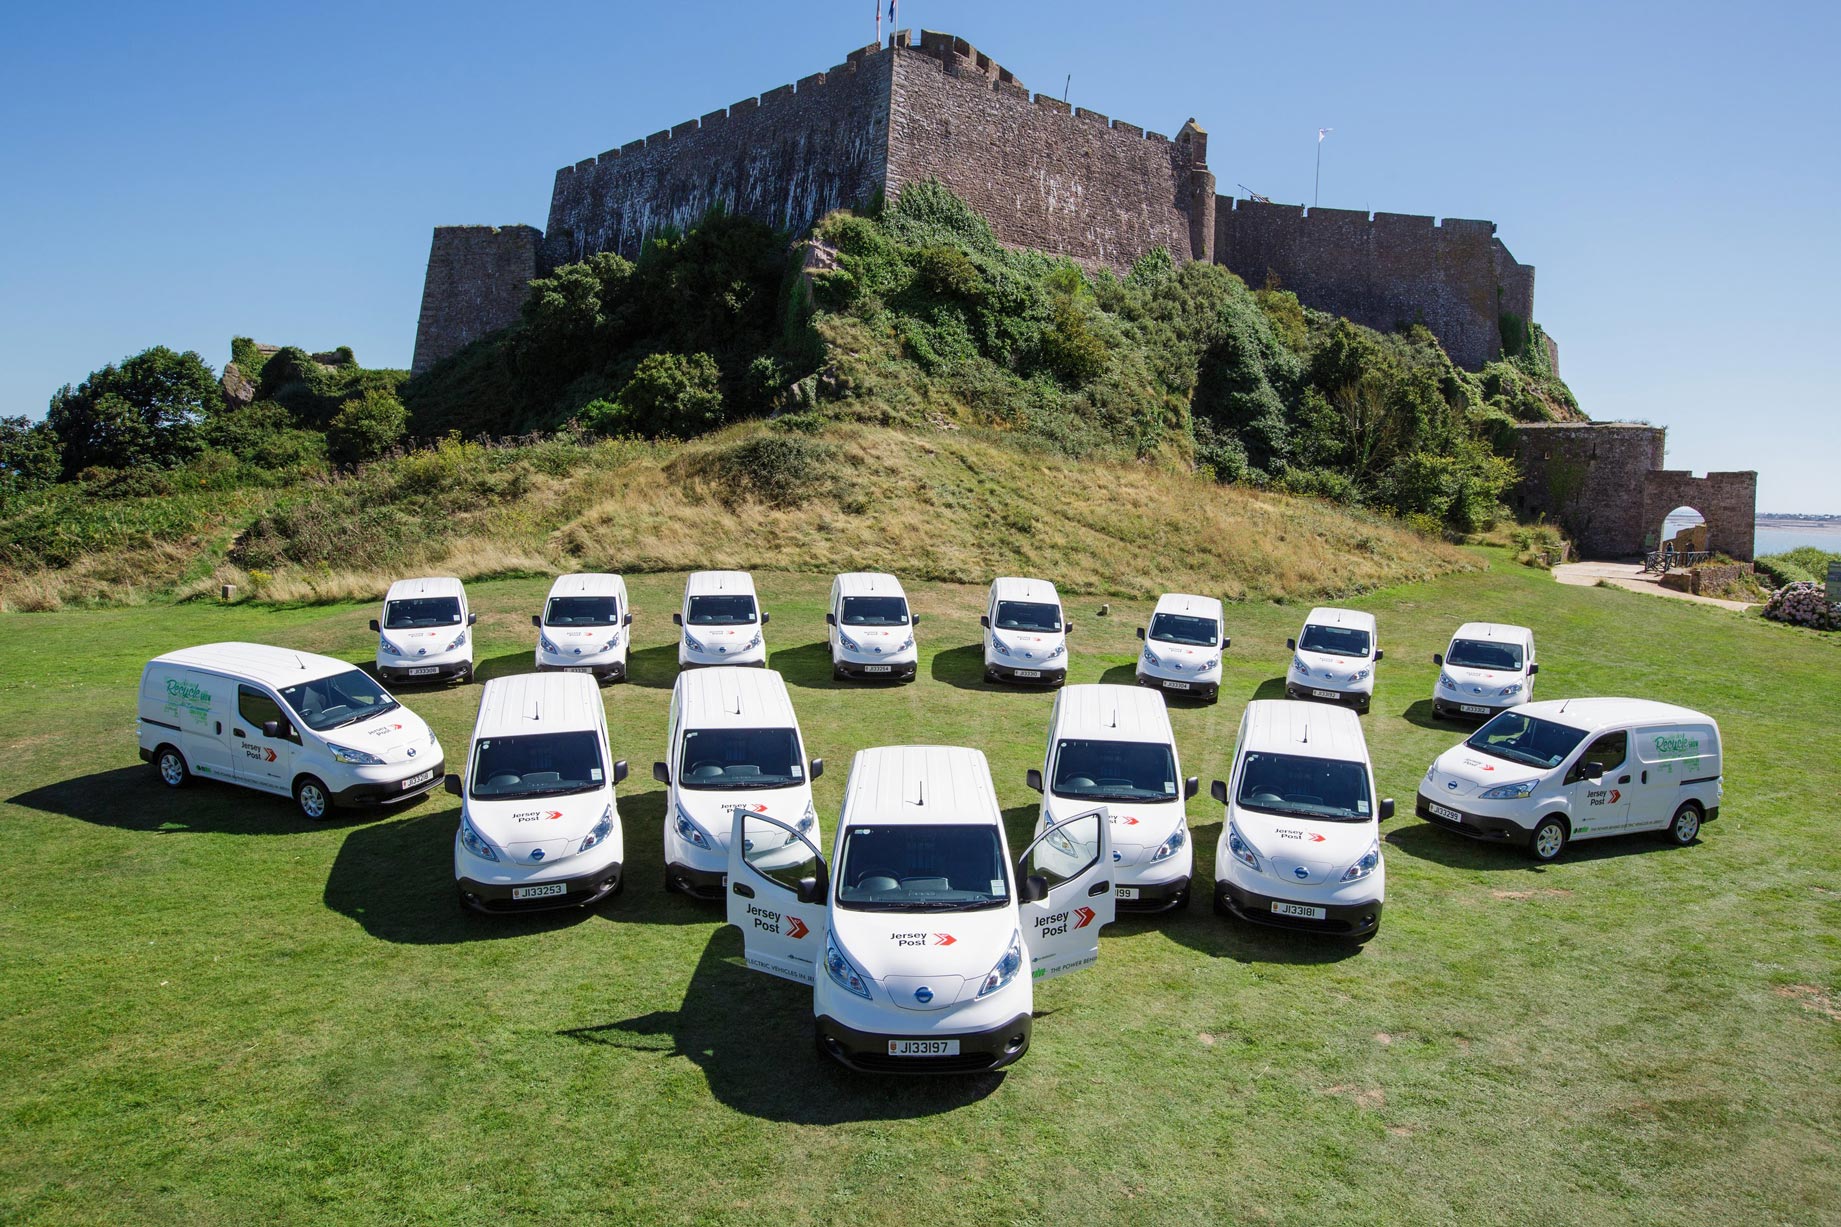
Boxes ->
[411,30,1540,376]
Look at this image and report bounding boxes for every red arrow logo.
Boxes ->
[785,916,809,940]
[1609,790,1621,803]
[264,748,277,763]
[1073,907,1095,929]
[546,811,563,821]
[933,933,956,946]
[1308,832,1326,842]
[1115,816,1141,826]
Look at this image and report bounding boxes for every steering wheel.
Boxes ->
[853,866,901,887]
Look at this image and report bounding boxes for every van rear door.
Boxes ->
[1630,723,1720,829]
[1018,806,1114,981]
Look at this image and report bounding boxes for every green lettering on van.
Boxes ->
[1653,733,1700,755]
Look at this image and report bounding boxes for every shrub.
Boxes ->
[1755,547,1836,588]
[616,353,724,437]
[706,435,837,507]
[327,390,409,466]
[200,401,327,474]
[1761,582,1841,630]
[46,345,221,477]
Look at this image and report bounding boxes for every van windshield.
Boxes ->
[1236,752,1373,822]
[1149,613,1219,647]
[679,727,803,790]
[281,670,399,732]
[994,600,1061,633]
[384,597,462,629]
[836,824,1009,912]
[545,596,619,626]
[470,731,605,799]
[1298,624,1370,657]
[1052,738,1177,802]
[840,596,909,626]
[686,595,757,626]
[1447,638,1524,671]
[1466,712,1588,770]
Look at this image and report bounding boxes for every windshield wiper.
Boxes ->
[330,705,397,730]
[508,785,597,799]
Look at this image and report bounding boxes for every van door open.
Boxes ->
[1017,807,1114,981]
[726,811,829,984]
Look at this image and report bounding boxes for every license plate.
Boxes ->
[565,666,594,674]
[864,665,892,673]
[512,882,567,901]
[400,769,435,790]
[1460,704,1490,715]
[887,1038,959,1057]
[1163,680,1190,690]
[407,666,439,677]
[1310,688,1339,700]
[1272,901,1326,919]
[1116,886,1140,900]
[1013,669,1041,679]
[1428,802,1461,822]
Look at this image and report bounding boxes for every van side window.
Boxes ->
[238,685,286,736]
[1570,731,1627,782]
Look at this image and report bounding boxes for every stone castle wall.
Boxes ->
[411,225,543,376]
[1642,470,1758,561]
[1215,199,1535,369]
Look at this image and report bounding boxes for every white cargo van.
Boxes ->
[654,666,822,899]
[726,745,1115,1073]
[371,576,476,685]
[138,642,444,819]
[1418,697,1723,861]
[676,571,768,669]
[533,572,632,683]
[1211,700,1389,941]
[1432,621,1538,720]
[1026,684,1197,912]
[448,672,628,912]
[826,572,919,682]
[982,577,1071,687]
[1285,607,1381,714]
[1135,592,1228,701]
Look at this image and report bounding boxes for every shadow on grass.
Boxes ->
[10,765,401,836]
[1160,900,1366,966]
[1384,817,1681,871]
[559,926,1004,1121]
[769,640,844,690]
[1400,698,1466,732]
[1251,677,1289,702]
[474,649,534,685]
[625,643,681,690]
[1098,663,1139,688]
[928,642,991,691]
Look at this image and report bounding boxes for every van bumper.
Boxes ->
[331,758,446,808]
[1432,697,1515,720]
[816,1012,1033,1074]
[537,659,626,682]
[1116,874,1191,913]
[378,660,471,684]
[834,658,918,681]
[1135,670,1219,701]
[987,662,1067,687]
[664,861,727,900]
[457,863,622,914]
[1286,681,1370,711]
[1215,881,1382,938]
[1415,792,1528,842]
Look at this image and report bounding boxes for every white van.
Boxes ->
[676,571,768,669]
[726,745,1115,1073]
[1432,622,1538,720]
[1285,607,1381,714]
[826,572,919,682]
[1135,592,1229,701]
[138,642,443,819]
[371,576,476,685]
[655,666,822,899]
[1211,700,1389,942]
[1417,697,1723,861]
[448,672,628,912]
[533,572,632,683]
[981,577,1071,687]
[1026,684,1197,912]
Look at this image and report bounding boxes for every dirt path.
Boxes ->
[1552,561,1756,611]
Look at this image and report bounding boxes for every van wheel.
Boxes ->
[154,746,190,789]
[1664,802,1703,846]
[1529,816,1568,862]
[294,776,332,821]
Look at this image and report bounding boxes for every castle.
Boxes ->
[413,30,1544,378]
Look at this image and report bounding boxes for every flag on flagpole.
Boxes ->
[876,0,881,42]
[1318,127,1333,142]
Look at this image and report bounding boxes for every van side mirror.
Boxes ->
[1136,627,1146,640]
[532,615,542,627]
[261,720,280,739]
[652,761,670,786]
[1582,761,1605,780]
[467,613,478,627]
[1210,779,1228,805]
[444,774,463,797]
[909,613,921,625]
[612,760,628,785]
[1026,768,1043,793]
[825,612,836,626]
[1528,662,1539,675]
[1379,798,1395,821]
[1063,622,1074,634]
[369,619,380,632]
[1222,636,1231,649]
[1286,638,1297,651]
[1184,776,1199,800]
[672,613,682,626]
[1018,873,1049,904]
[624,613,633,627]
[760,612,770,625]
[1433,652,1444,666]
[808,758,824,781]
[795,870,828,905]
[980,615,990,629]
[1374,648,1384,661]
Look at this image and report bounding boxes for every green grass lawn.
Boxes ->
[1,549,1836,1225]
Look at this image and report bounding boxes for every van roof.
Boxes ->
[472,672,606,739]
[1054,683,1175,744]
[684,570,756,597]
[1239,699,1370,763]
[545,573,625,599]
[148,642,358,689]
[842,745,1001,828]
[835,572,906,598]
[384,576,465,602]
[1450,621,1532,644]
[1514,697,1714,734]
[990,576,1060,604]
[673,666,799,729]
[1152,592,1223,619]
[1301,606,1376,633]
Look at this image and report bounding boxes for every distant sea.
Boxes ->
[1663,512,1841,557]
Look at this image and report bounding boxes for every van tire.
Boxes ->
[1528,815,1569,862]
[154,745,190,789]
[1664,801,1703,847]
[294,776,333,821]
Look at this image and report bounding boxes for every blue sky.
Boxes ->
[2,1,1835,510]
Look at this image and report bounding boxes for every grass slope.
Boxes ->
[1,552,1836,1225]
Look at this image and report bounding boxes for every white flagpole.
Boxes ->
[1314,128,1332,207]
[877,0,882,44]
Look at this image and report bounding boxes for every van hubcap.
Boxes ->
[1536,825,1563,858]
[159,754,184,786]
[299,785,327,818]
[1675,810,1699,841]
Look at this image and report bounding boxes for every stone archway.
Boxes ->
[1655,505,1707,556]
[1641,471,1757,561]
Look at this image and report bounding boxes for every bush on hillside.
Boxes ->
[613,353,724,438]
[200,401,328,475]
[1755,547,1838,588]
[327,390,409,466]
[46,346,222,477]
[0,416,61,504]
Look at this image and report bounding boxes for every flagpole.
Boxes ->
[1314,138,1321,207]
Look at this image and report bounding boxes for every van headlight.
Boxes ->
[328,743,385,765]
[380,636,406,657]
[580,805,616,853]
[1341,840,1382,882]
[1351,667,1372,683]
[824,933,872,1000]
[673,803,713,850]
[682,630,705,651]
[897,633,914,652]
[1141,646,1160,667]
[744,631,763,651]
[977,930,1024,998]
[1151,824,1187,863]
[1497,682,1523,697]
[992,635,1014,657]
[1480,779,1537,800]
[1198,656,1219,673]
[1227,822,1262,870]
[838,630,862,652]
[445,630,468,652]
[428,728,438,746]
[797,800,816,836]
[1044,640,1067,661]
[1292,655,1309,675]
[600,630,621,651]
[1439,672,1458,690]
[538,633,561,653]
[458,815,498,862]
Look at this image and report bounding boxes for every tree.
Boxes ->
[327,390,409,466]
[45,346,221,477]
[0,416,60,505]
[615,353,724,438]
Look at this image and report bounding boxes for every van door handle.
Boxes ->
[1641,771,1648,785]
[1617,775,1632,784]
[233,728,246,738]
[1088,880,1111,897]
[732,882,755,899]
[215,722,222,735]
